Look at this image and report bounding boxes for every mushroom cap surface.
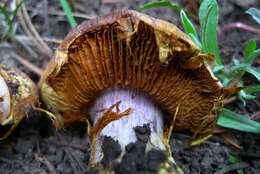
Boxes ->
[0,64,37,125]
[40,10,224,139]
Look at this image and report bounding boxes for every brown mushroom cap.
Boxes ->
[40,10,224,141]
[0,64,37,126]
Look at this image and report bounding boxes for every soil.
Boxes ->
[0,0,260,174]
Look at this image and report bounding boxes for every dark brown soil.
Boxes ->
[0,0,259,174]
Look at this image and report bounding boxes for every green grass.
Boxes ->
[59,0,77,28]
[229,156,244,174]
[0,0,26,37]
[139,0,260,134]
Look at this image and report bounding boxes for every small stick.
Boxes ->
[35,154,57,174]
[11,52,44,76]
[224,96,237,104]
[250,111,260,121]
[214,162,249,174]
[16,35,62,44]
[51,140,89,151]
[67,148,86,172]
[20,2,52,56]
[220,133,243,150]
[64,149,80,174]
[17,5,46,56]
[26,8,96,19]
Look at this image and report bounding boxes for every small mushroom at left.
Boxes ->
[0,64,38,139]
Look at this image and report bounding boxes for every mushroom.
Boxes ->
[0,64,37,139]
[40,10,225,173]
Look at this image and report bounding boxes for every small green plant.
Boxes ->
[0,0,25,37]
[140,0,260,133]
[229,155,244,174]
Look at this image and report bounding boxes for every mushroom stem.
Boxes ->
[88,88,183,174]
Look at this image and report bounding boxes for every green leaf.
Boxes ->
[244,40,256,62]
[243,67,260,82]
[139,0,181,11]
[244,85,260,92]
[229,156,244,174]
[229,155,238,163]
[59,0,77,28]
[246,8,260,24]
[245,48,260,65]
[180,10,202,48]
[217,108,260,134]
[228,63,260,82]
[238,170,244,174]
[238,90,256,106]
[189,33,202,48]
[180,10,198,38]
[199,0,221,65]
[213,65,225,73]
[229,63,247,73]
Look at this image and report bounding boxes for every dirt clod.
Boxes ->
[101,136,122,167]
[147,149,166,171]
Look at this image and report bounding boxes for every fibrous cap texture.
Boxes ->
[40,10,224,140]
[0,64,37,125]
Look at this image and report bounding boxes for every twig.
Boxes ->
[17,4,46,56]
[220,133,243,150]
[67,148,86,172]
[250,111,260,121]
[26,7,96,19]
[226,73,244,89]
[16,0,52,57]
[219,22,260,40]
[20,1,52,56]
[51,141,89,151]
[0,157,33,174]
[16,35,62,44]
[15,160,34,174]
[64,149,79,174]
[35,154,57,174]
[213,126,229,134]
[224,96,237,104]
[11,52,44,76]
[47,10,95,19]
[43,0,50,35]
[214,162,249,174]
[15,36,38,58]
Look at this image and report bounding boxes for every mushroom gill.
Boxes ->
[40,10,224,173]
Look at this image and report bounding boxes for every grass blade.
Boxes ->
[139,0,181,11]
[180,10,202,48]
[12,0,26,20]
[245,48,260,65]
[244,85,260,92]
[180,10,198,38]
[244,40,256,62]
[0,5,12,37]
[243,67,260,82]
[218,108,260,134]
[199,0,221,64]
[59,0,77,28]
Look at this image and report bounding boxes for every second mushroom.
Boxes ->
[40,10,226,173]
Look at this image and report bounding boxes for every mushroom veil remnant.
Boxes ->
[40,10,226,173]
